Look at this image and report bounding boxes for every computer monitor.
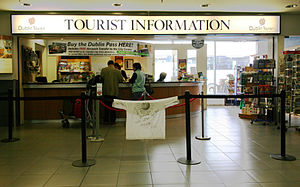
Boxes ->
[35,77,47,83]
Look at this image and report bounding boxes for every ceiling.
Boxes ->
[1,0,300,13]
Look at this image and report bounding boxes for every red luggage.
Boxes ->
[74,99,82,118]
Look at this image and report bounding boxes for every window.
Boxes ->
[207,41,257,95]
[154,50,178,82]
[187,50,197,75]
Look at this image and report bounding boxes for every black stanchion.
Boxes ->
[195,92,211,141]
[270,90,296,161]
[72,92,96,167]
[1,89,20,143]
[177,91,201,165]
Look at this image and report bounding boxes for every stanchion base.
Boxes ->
[72,159,96,167]
[177,157,201,165]
[87,135,104,142]
[270,154,296,161]
[1,138,20,143]
[195,136,211,140]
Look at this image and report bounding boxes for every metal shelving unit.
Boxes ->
[279,51,300,129]
[239,59,276,125]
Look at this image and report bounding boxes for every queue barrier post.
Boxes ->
[72,92,96,167]
[177,90,201,165]
[195,91,211,141]
[270,90,296,161]
[1,89,20,143]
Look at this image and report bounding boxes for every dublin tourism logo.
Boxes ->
[17,16,45,31]
[249,17,274,32]
[28,17,35,25]
[259,18,265,26]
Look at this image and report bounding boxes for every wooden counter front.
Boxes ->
[23,82,203,120]
[23,88,85,120]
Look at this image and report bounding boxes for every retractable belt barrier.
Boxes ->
[0,90,94,167]
[97,94,198,112]
[0,89,295,168]
[1,89,19,143]
[176,90,296,166]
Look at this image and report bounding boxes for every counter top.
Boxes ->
[23,81,204,89]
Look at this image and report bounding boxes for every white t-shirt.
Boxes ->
[112,97,179,140]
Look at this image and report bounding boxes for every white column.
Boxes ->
[197,45,207,109]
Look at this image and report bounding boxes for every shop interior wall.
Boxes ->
[0,12,18,126]
[0,12,17,81]
[281,14,300,36]
[20,39,210,83]
[20,38,154,82]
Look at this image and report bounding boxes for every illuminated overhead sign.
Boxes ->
[11,15,280,34]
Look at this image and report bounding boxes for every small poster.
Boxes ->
[97,83,102,96]
[137,43,151,57]
[125,59,134,70]
[0,35,13,73]
[48,42,67,54]
[115,56,124,67]
[178,59,187,73]
[47,40,151,57]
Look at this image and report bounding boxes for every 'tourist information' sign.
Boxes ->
[11,15,280,34]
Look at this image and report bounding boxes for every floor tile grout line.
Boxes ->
[167,137,191,185]
[116,124,126,187]
[42,161,63,187]
[146,140,155,187]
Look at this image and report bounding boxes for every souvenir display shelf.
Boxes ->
[57,56,91,83]
[279,51,300,128]
[239,59,276,124]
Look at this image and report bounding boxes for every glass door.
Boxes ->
[207,41,257,105]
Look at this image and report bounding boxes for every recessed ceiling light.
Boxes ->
[285,4,298,8]
[201,4,209,8]
[22,3,31,6]
[112,3,122,7]
[19,0,31,7]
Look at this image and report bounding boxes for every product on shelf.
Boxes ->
[279,51,300,121]
[239,58,276,123]
[57,56,91,83]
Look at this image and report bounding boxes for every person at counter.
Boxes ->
[114,63,128,81]
[129,63,146,100]
[177,71,183,81]
[156,72,167,82]
[100,60,124,124]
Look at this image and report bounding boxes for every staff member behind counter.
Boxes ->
[114,63,128,81]
[100,60,124,124]
[129,63,146,100]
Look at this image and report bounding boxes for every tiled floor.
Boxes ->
[1,106,300,187]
